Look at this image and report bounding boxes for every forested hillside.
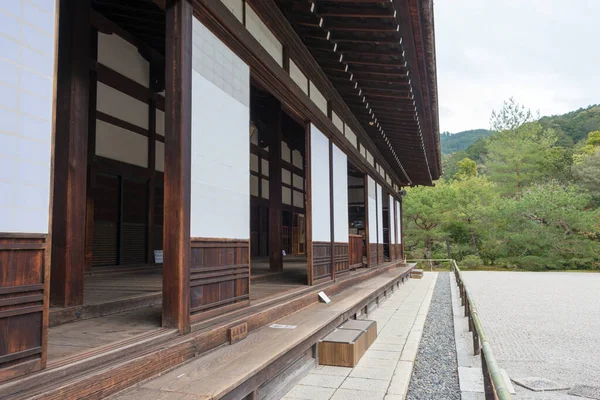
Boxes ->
[404,99,600,270]
[440,129,492,154]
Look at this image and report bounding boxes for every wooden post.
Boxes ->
[400,198,405,260]
[268,100,283,271]
[85,28,98,272]
[364,175,370,267]
[50,0,91,307]
[163,0,191,333]
[305,123,313,285]
[329,139,335,281]
[147,62,160,266]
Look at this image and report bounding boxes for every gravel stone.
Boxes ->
[406,273,460,400]
[462,271,600,399]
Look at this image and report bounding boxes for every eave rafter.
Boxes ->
[276,0,437,186]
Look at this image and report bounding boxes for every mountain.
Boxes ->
[440,129,492,155]
[539,105,600,147]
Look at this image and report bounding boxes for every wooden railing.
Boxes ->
[348,234,364,270]
[453,261,512,400]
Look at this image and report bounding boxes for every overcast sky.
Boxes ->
[434,0,600,133]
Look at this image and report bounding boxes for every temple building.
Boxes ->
[0,0,440,398]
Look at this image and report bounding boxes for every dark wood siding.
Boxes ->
[189,239,250,317]
[313,242,332,281]
[92,173,120,266]
[0,235,47,383]
[120,179,148,264]
[333,243,349,275]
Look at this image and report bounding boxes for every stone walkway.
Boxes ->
[462,271,600,399]
[283,272,438,400]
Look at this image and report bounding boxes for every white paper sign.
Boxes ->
[318,291,331,304]
[154,250,164,264]
[269,324,297,329]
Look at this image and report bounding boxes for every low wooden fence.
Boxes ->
[453,260,512,400]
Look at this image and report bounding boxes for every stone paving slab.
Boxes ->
[283,272,438,400]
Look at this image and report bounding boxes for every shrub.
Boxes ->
[461,255,483,269]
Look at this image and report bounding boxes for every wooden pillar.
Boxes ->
[163,0,192,333]
[147,62,160,266]
[364,175,371,267]
[400,199,405,260]
[50,0,91,307]
[305,124,313,284]
[374,182,380,265]
[329,140,335,280]
[85,28,98,272]
[268,101,283,271]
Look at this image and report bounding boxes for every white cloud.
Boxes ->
[435,0,600,132]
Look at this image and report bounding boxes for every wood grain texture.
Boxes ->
[0,235,47,383]
[305,123,313,285]
[312,242,332,281]
[378,244,384,265]
[190,239,250,316]
[348,235,364,270]
[268,100,283,271]
[369,244,378,267]
[318,329,368,368]
[0,263,412,399]
[50,0,91,308]
[333,243,349,275]
[163,0,192,333]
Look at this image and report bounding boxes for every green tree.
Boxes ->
[490,97,536,132]
[403,180,452,259]
[442,150,468,179]
[454,158,478,179]
[499,182,600,269]
[572,153,600,203]
[573,130,600,164]
[486,99,564,195]
[446,176,496,254]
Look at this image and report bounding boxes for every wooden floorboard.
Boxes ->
[0,262,411,400]
[114,266,412,400]
[47,306,162,361]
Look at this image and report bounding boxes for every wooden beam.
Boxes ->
[199,0,409,189]
[50,0,91,308]
[317,8,396,19]
[163,0,191,333]
[325,23,398,33]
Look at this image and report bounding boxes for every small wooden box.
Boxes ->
[318,329,367,367]
[339,319,377,348]
[318,320,377,368]
[410,269,424,279]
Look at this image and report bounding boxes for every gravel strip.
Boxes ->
[406,272,460,400]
